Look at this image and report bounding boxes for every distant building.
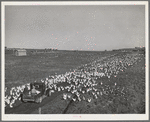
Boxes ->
[14,49,27,56]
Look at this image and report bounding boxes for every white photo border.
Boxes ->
[1,1,149,121]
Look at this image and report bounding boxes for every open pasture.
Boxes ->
[65,54,145,114]
[5,50,116,111]
[30,52,145,114]
[5,50,145,114]
[5,50,114,90]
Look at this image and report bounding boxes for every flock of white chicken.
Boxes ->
[5,53,144,109]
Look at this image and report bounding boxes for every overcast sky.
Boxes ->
[5,5,145,51]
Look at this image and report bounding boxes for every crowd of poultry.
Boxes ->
[5,52,144,108]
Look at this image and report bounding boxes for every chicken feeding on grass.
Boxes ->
[67,94,72,99]
[100,91,103,96]
[82,91,85,94]
[68,88,71,92]
[88,98,91,103]
[72,97,76,101]
[63,93,67,100]
[5,98,10,105]
[16,92,20,97]
[57,87,61,92]
[82,96,86,100]
[49,90,54,96]
[94,94,98,99]
[9,102,13,108]
[5,53,141,108]
[61,86,64,91]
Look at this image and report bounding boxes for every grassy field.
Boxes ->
[5,50,145,114]
[5,50,114,90]
[65,55,145,114]
[30,52,145,114]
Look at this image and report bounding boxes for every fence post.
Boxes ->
[39,107,41,114]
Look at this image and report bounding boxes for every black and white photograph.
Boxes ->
[1,1,149,121]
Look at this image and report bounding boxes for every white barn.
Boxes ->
[15,49,27,56]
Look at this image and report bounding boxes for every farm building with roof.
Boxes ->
[14,49,27,56]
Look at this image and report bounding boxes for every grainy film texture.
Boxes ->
[5,5,145,114]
